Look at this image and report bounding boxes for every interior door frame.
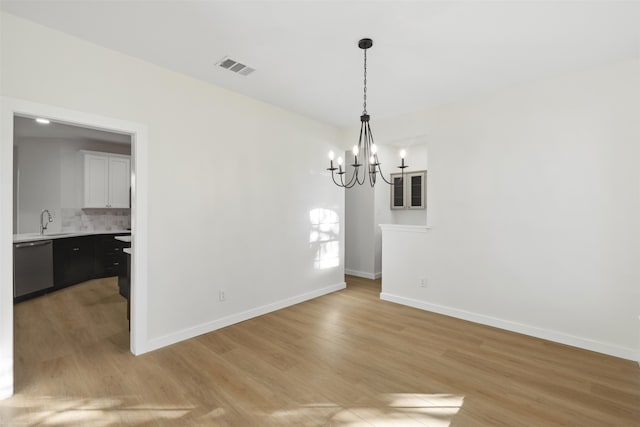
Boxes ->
[0,97,149,399]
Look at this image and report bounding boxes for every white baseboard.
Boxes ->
[0,385,12,400]
[380,292,637,361]
[345,269,382,280]
[144,282,346,353]
[0,358,13,400]
[637,316,640,367]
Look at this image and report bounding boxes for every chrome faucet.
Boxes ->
[40,209,53,235]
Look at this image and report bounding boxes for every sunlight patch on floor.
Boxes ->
[1,396,194,426]
[268,393,464,426]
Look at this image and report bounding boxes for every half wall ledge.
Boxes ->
[379,224,430,233]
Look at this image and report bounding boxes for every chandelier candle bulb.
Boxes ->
[327,151,335,170]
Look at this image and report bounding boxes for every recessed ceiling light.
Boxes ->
[35,118,50,124]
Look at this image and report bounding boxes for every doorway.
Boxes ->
[0,97,149,399]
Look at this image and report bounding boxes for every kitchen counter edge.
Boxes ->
[13,230,131,244]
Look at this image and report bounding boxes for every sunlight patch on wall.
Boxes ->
[309,208,340,270]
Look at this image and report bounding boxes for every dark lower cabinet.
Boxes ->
[16,233,131,303]
[51,233,130,291]
[94,234,128,279]
[120,253,131,328]
[118,254,130,300]
[53,236,96,289]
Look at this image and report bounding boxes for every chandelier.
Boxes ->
[327,38,407,188]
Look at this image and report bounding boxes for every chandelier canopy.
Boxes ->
[327,38,407,188]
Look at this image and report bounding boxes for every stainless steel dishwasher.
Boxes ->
[14,240,54,298]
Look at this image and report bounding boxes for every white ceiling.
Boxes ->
[2,1,639,128]
[14,115,131,144]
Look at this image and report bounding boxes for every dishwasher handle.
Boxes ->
[15,240,53,249]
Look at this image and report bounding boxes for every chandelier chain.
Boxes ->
[363,48,367,114]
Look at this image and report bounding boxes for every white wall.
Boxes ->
[344,150,376,278]
[1,12,344,353]
[344,141,428,279]
[379,59,640,359]
[15,137,130,234]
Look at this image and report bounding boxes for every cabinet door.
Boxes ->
[53,236,95,288]
[84,154,109,208]
[390,175,405,209]
[53,239,70,287]
[72,238,96,284]
[108,157,131,208]
[407,172,426,209]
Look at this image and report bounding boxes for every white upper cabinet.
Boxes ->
[82,151,130,208]
[107,157,131,208]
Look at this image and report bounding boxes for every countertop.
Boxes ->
[13,230,131,244]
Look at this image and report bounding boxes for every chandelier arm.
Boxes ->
[362,120,376,181]
[355,167,366,186]
[359,123,372,186]
[365,122,390,185]
[341,120,366,189]
[340,169,349,187]
[365,127,377,187]
[330,170,345,187]
[348,167,362,187]
[366,121,376,148]
[375,162,394,185]
[369,169,377,187]
[343,171,358,188]
[345,178,358,189]
[342,163,359,188]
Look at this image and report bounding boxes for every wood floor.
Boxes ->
[1,275,639,426]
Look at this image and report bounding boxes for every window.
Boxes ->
[390,170,426,210]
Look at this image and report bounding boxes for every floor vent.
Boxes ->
[216,57,255,76]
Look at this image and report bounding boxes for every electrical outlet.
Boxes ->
[219,290,226,302]
[419,277,427,288]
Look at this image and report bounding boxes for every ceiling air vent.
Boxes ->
[216,57,255,76]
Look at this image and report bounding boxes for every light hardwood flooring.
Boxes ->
[1,275,639,426]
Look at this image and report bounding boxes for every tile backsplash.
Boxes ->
[61,208,130,232]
